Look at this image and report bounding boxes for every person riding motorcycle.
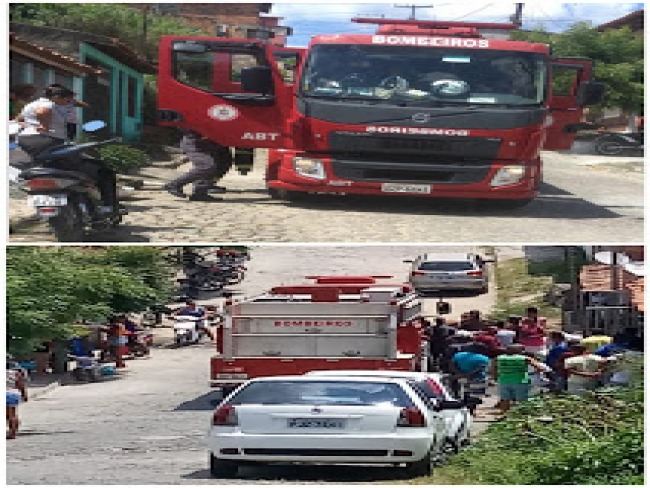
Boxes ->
[173,301,214,341]
[15,85,118,214]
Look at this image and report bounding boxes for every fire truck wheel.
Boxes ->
[210,453,239,478]
[268,188,307,201]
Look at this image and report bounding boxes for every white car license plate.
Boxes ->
[381,183,431,194]
[27,194,68,207]
[287,418,345,429]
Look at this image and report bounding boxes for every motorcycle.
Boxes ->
[172,316,207,346]
[13,120,127,242]
[69,355,105,382]
[125,330,153,358]
[594,131,644,156]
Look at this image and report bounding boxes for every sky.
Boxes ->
[268,2,644,47]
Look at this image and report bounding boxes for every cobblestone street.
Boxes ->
[9,150,644,243]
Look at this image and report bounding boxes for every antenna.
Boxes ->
[393,4,434,20]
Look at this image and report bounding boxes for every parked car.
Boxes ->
[405,252,488,294]
[306,370,474,452]
[208,375,454,478]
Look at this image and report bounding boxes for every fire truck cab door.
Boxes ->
[158,36,294,149]
[544,58,594,150]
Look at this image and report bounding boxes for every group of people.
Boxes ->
[422,307,637,417]
[10,83,232,205]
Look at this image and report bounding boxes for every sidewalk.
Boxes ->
[26,372,67,400]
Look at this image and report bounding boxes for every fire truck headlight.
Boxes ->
[490,165,526,187]
[293,157,326,180]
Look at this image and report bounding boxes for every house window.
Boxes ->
[127,76,137,117]
[10,55,26,86]
[32,64,49,93]
[54,70,73,90]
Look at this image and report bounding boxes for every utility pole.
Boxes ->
[509,3,524,26]
[393,4,434,20]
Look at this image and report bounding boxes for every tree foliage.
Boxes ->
[512,22,644,111]
[9,3,203,60]
[6,247,176,355]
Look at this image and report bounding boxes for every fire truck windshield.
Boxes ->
[300,44,547,107]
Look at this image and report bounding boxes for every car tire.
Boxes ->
[210,453,238,478]
[404,448,433,477]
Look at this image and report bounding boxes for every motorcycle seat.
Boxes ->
[20,167,97,185]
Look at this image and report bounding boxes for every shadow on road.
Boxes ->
[269,182,622,220]
[175,391,222,412]
[182,463,415,482]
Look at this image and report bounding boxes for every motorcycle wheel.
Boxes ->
[595,137,625,156]
[49,204,84,242]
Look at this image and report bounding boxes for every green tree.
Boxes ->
[6,247,176,355]
[512,22,644,111]
[10,3,203,60]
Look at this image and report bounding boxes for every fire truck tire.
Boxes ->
[210,453,239,478]
[268,188,306,201]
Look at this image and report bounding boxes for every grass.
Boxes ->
[488,252,588,321]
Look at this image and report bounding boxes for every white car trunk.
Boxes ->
[235,404,401,435]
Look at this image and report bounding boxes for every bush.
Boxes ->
[426,364,644,485]
[97,144,150,173]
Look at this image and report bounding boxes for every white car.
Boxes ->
[208,375,450,478]
[307,370,473,452]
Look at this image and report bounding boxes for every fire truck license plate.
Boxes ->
[287,418,345,429]
[381,183,431,194]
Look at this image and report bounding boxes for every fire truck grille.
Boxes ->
[329,131,501,159]
[331,159,492,184]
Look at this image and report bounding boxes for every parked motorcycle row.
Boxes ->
[176,248,249,300]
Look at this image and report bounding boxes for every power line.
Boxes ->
[453,4,495,21]
[393,4,434,20]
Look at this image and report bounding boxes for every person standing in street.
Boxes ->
[518,307,546,355]
[544,331,569,392]
[564,343,608,396]
[449,344,491,413]
[493,344,548,415]
[163,130,233,202]
[6,366,28,439]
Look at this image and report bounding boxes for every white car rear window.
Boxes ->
[229,381,415,407]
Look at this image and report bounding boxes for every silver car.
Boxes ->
[406,253,488,293]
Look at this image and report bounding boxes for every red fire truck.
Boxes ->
[211,276,427,394]
[158,18,604,207]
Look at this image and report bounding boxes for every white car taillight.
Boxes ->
[466,270,483,277]
[396,407,427,427]
[212,404,238,426]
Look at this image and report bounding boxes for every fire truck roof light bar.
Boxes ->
[352,17,519,30]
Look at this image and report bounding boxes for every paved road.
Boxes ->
[6,246,498,485]
[9,150,644,243]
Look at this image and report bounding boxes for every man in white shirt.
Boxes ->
[17,85,74,158]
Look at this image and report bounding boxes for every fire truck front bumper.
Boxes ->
[267,154,540,200]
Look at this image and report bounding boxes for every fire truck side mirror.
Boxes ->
[436,301,451,315]
[576,81,606,107]
[241,66,274,95]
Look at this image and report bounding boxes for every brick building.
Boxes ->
[131,4,291,45]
